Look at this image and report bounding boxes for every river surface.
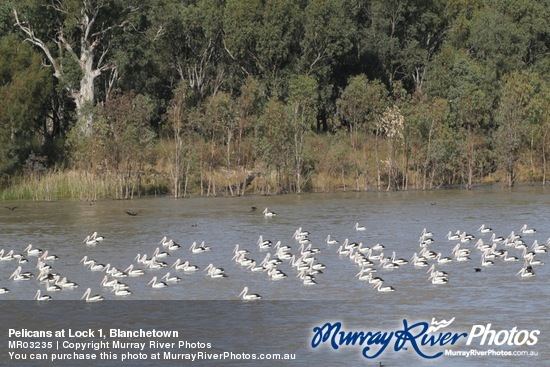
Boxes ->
[0,186,548,366]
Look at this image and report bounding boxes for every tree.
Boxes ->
[287,74,317,193]
[0,34,52,180]
[13,0,140,136]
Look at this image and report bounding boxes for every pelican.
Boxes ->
[204,264,226,278]
[159,236,181,250]
[446,231,461,241]
[9,266,33,280]
[373,282,395,292]
[152,247,170,259]
[55,277,78,289]
[257,236,272,250]
[0,250,14,261]
[80,255,95,266]
[81,288,104,302]
[148,276,168,288]
[421,228,433,237]
[90,232,105,242]
[45,280,62,292]
[34,290,52,301]
[294,227,310,239]
[354,223,366,231]
[517,266,535,278]
[372,243,385,251]
[325,235,339,245]
[0,288,9,294]
[189,242,210,254]
[502,251,519,262]
[171,259,199,272]
[478,224,493,233]
[427,265,448,278]
[429,273,449,284]
[111,284,132,296]
[123,264,145,276]
[161,272,181,283]
[83,235,99,246]
[520,224,536,234]
[263,208,276,217]
[24,244,42,256]
[267,267,287,280]
[239,286,261,301]
[40,251,58,261]
[233,244,250,256]
[481,256,494,267]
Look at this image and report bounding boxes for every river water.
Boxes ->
[0,186,548,366]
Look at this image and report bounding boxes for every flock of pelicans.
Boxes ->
[0,206,547,302]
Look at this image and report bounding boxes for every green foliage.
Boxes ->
[0,34,52,180]
[3,0,550,196]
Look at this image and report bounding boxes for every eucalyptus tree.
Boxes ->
[12,0,143,137]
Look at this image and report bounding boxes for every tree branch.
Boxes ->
[13,8,62,79]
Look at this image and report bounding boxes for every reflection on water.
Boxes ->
[0,186,548,366]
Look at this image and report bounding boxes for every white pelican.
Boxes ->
[233,244,249,256]
[390,251,409,265]
[446,231,461,241]
[481,256,494,267]
[111,285,132,296]
[429,273,449,284]
[293,227,310,239]
[257,236,272,250]
[517,266,535,278]
[373,282,395,292]
[89,261,107,271]
[267,267,287,280]
[189,242,210,254]
[0,288,9,294]
[434,253,452,264]
[55,277,78,289]
[91,232,105,242]
[161,272,181,283]
[427,265,448,278]
[148,276,168,288]
[81,288,104,302]
[421,228,433,237]
[263,208,276,217]
[478,224,493,233]
[83,235,99,246]
[0,249,14,261]
[152,247,170,259]
[325,235,339,245]
[124,264,145,276]
[159,236,181,250]
[171,259,199,272]
[24,244,42,256]
[502,251,519,262]
[80,255,95,266]
[372,243,385,251]
[204,264,226,278]
[40,251,58,261]
[354,223,366,231]
[239,286,261,301]
[9,266,33,280]
[520,224,536,234]
[34,290,52,301]
[45,280,62,292]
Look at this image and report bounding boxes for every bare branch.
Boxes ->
[13,8,62,79]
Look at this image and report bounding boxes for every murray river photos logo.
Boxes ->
[310,318,540,360]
